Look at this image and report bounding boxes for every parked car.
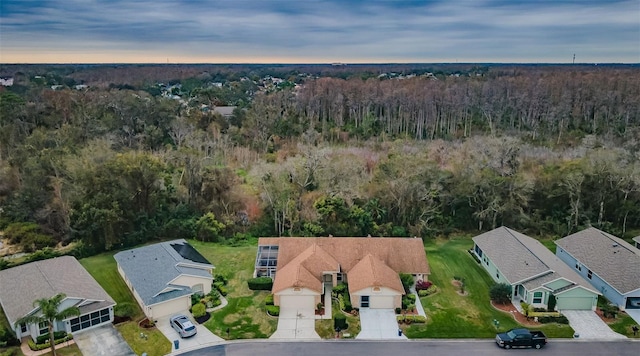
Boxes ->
[496,328,547,349]
[170,314,197,338]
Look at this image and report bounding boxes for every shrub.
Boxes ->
[266,305,280,316]
[399,273,414,293]
[332,283,347,297]
[538,315,569,324]
[397,315,427,324]
[247,277,273,290]
[395,307,402,314]
[520,302,532,317]
[214,275,228,285]
[217,285,228,296]
[334,313,348,331]
[36,331,67,345]
[0,328,19,347]
[489,283,512,304]
[114,302,136,318]
[192,303,206,318]
[415,280,433,291]
[265,294,274,306]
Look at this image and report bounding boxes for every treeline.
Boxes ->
[0,65,639,259]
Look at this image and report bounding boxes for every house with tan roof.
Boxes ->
[0,256,115,341]
[472,227,600,311]
[255,237,429,311]
[556,227,640,311]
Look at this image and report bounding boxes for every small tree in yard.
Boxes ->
[489,283,512,304]
[16,293,80,356]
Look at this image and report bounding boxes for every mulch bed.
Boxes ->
[195,312,211,324]
[113,315,131,325]
[491,301,541,326]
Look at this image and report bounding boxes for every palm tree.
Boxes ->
[15,293,80,356]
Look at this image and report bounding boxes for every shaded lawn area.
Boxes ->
[316,300,361,339]
[608,312,640,338]
[404,238,574,339]
[188,240,277,339]
[80,252,171,356]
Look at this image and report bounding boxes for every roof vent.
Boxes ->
[612,243,619,248]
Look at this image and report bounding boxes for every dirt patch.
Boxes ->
[491,301,541,326]
[451,280,468,296]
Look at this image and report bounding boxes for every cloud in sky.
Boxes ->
[1,0,638,63]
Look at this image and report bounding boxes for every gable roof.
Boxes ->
[113,239,213,306]
[348,254,405,294]
[633,236,640,246]
[556,227,640,294]
[259,237,429,295]
[473,227,598,294]
[0,256,115,326]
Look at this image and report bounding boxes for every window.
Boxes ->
[475,245,483,258]
[361,296,370,308]
[496,273,499,279]
[38,321,48,335]
[336,273,343,282]
[587,270,592,279]
[533,292,543,304]
[20,323,27,333]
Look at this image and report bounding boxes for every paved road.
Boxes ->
[178,340,640,356]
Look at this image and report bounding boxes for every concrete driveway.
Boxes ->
[157,314,224,354]
[357,308,406,340]
[562,310,626,340]
[74,324,136,356]
[269,306,320,339]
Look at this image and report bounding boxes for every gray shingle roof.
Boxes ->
[113,239,213,306]
[556,227,640,294]
[0,256,115,326]
[473,227,598,294]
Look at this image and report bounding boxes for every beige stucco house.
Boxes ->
[255,237,429,311]
[114,239,214,320]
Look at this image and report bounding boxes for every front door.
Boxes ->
[361,295,370,308]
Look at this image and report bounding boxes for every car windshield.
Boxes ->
[183,321,195,331]
[507,330,518,338]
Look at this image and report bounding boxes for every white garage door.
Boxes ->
[370,296,395,309]
[279,295,316,310]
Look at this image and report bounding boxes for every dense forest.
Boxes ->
[0,64,639,263]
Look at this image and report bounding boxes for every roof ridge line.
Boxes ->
[35,260,57,296]
[504,227,551,270]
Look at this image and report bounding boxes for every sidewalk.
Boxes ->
[20,338,77,356]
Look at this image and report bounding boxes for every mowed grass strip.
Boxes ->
[404,238,574,338]
[189,240,277,339]
[80,252,171,356]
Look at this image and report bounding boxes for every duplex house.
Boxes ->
[255,237,429,311]
[556,227,640,311]
[0,256,115,341]
[472,227,599,311]
[114,239,214,320]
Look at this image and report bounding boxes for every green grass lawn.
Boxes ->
[80,252,171,356]
[316,300,361,339]
[608,312,640,338]
[404,238,574,339]
[188,240,277,339]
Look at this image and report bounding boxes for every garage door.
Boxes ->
[557,297,594,310]
[369,296,395,309]
[279,295,315,310]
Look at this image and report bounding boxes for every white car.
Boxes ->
[170,314,197,338]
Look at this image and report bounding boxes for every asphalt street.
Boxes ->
[177,340,640,356]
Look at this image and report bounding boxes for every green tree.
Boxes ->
[196,213,225,242]
[15,293,80,356]
[489,283,512,304]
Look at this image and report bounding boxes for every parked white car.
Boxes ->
[170,314,197,338]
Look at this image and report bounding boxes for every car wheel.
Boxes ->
[535,343,541,349]
[504,345,511,349]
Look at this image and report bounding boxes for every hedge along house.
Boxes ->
[472,227,599,311]
[555,227,640,311]
[114,239,214,320]
[0,256,115,341]
[255,237,429,311]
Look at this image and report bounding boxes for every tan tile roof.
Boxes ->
[0,256,115,326]
[258,237,429,295]
[556,227,640,294]
[348,254,404,294]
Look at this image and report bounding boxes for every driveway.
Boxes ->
[157,315,224,354]
[269,306,320,339]
[357,308,406,340]
[562,310,626,340]
[74,324,136,356]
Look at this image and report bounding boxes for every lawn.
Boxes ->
[80,252,171,356]
[188,240,277,339]
[404,238,575,339]
[316,300,361,339]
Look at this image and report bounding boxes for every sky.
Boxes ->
[1,0,639,64]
